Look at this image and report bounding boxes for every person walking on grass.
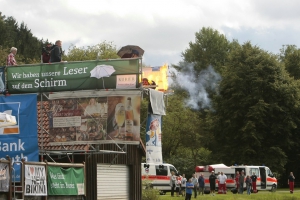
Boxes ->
[239,171,245,194]
[245,175,252,195]
[185,178,194,200]
[198,173,205,195]
[251,172,257,193]
[288,172,295,194]
[170,171,176,197]
[209,171,217,196]
[191,173,198,198]
[181,174,187,197]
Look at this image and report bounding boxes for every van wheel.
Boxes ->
[270,185,277,192]
[159,191,166,195]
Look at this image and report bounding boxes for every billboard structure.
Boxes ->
[6,59,140,93]
[0,94,39,182]
[48,90,141,145]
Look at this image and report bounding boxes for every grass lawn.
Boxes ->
[157,189,300,200]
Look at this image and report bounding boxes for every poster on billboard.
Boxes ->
[0,94,39,182]
[0,67,5,92]
[24,164,47,196]
[0,163,9,192]
[47,166,84,195]
[6,59,140,94]
[145,114,163,164]
[48,90,141,145]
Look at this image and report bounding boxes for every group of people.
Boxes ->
[169,171,197,200]
[234,171,258,195]
[6,40,63,66]
[169,170,296,198]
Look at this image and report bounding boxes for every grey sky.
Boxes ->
[1,0,300,66]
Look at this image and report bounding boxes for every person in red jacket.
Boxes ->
[288,172,295,193]
[235,171,240,190]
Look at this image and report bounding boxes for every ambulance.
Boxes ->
[230,164,277,192]
[195,164,277,192]
[195,164,236,192]
[141,163,178,194]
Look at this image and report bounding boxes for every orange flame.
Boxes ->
[141,64,169,91]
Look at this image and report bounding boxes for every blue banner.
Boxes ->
[145,114,162,164]
[0,94,39,181]
[0,66,5,91]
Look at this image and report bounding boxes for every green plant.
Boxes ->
[142,179,161,200]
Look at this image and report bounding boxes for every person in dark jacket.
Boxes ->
[251,172,257,193]
[209,171,217,196]
[50,40,62,62]
[42,43,52,63]
[198,173,205,195]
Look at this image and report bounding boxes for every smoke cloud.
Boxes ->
[170,62,221,110]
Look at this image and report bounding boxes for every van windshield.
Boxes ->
[169,165,178,175]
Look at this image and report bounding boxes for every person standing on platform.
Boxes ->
[7,47,17,66]
[50,40,63,62]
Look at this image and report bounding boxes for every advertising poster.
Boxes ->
[0,66,5,92]
[48,90,141,145]
[47,166,84,195]
[0,94,39,182]
[0,163,9,192]
[145,114,162,164]
[6,59,140,94]
[24,165,47,196]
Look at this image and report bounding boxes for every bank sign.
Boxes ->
[6,59,140,94]
[0,94,39,181]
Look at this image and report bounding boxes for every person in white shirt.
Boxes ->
[191,174,198,198]
[217,172,227,194]
[181,174,187,197]
[169,171,177,197]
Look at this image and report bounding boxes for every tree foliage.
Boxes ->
[280,45,300,80]
[0,13,44,65]
[181,27,230,74]
[63,41,119,61]
[210,42,300,173]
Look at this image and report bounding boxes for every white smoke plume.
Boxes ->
[170,62,221,109]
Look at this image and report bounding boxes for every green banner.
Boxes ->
[7,59,140,93]
[47,166,84,195]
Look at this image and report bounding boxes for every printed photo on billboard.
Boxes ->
[48,91,141,145]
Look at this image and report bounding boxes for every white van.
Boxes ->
[141,163,178,194]
[230,165,277,191]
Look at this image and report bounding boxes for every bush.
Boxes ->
[142,179,160,200]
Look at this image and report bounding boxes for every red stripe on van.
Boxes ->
[142,175,170,180]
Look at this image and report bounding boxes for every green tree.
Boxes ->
[279,45,300,80]
[181,27,230,74]
[211,42,300,172]
[64,41,119,61]
[0,14,44,65]
[161,90,212,169]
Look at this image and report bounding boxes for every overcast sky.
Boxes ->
[1,0,300,67]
